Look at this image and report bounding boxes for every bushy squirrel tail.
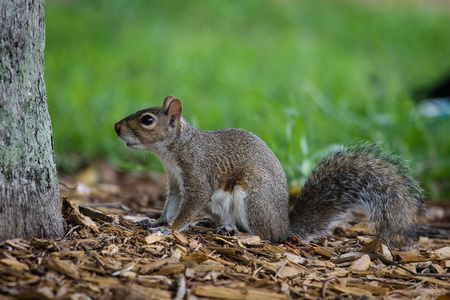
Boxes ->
[288,144,427,246]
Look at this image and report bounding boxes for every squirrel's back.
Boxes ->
[177,126,286,179]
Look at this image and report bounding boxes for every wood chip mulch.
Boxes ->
[1,166,449,299]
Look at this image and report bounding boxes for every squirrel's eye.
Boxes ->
[140,115,155,126]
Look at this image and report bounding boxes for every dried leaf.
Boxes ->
[360,238,382,253]
[350,254,371,271]
[276,265,304,279]
[378,243,393,260]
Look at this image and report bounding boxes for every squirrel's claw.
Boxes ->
[135,218,173,235]
[146,226,173,235]
[194,218,216,228]
[135,218,157,229]
[217,223,239,237]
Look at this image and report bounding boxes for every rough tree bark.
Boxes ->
[0,0,64,240]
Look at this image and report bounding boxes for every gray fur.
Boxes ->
[289,143,427,246]
[115,99,427,247]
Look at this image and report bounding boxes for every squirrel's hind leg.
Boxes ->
[217,223,239,236]
[244,185,291,243]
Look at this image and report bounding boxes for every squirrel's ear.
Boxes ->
[163,95,175,108]
[167,99,183,128]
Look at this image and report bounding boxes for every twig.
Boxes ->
[386,291,414,299]
[111,264,135,277]
[354,231,390,248]
[376,255,450,278]
[92,253,106,268]
[321,276,340,298]
[81,202,134,214]
[59,182,78,190]
[310,242,340,257]
[61,225,81,240]
[274,260,288,279]
[115,224,135,233]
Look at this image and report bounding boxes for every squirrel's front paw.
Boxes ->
[146,226,173,235]
[135,218,157,230]
[217,223,239,237]
[135,219,173,235]
[194,218,215,228]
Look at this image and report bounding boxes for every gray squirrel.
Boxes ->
[114,96,427,246]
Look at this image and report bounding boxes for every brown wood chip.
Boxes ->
[1,183,448,300]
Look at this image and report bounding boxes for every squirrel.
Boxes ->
[114,95,427,246]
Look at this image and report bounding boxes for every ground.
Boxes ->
[0,162,449,299]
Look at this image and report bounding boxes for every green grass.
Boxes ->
[45,0,450,200]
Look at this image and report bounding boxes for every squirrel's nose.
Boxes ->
[114,123,122,136]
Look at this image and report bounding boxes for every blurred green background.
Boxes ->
[45,0,450,200]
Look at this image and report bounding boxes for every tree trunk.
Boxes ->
[0,0,64,240]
